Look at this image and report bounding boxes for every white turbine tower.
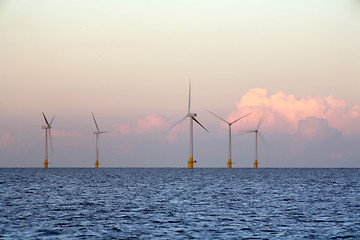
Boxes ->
[42,112,55,168]
[169,80,209,169]
[207,110,252,168]
[246,119,264,168]
[92,113,107,168]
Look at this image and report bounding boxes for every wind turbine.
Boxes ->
[169,80,209,169]
[245,119,264,168]
[207,110,252,168]
[92,113,107,168]
[42,112,55,168]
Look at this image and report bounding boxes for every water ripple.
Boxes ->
[0,168,359,239]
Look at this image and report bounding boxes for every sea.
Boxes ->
[1,168,359,239]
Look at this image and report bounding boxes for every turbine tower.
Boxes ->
[207,110,252,168]
[169,80,209,169]
[246,119,264,168]
[92,113,107,168]
[42,112,55,168]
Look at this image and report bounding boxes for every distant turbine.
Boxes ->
[207,110,252,168]
[42,112,55,168]
[92,113,107,168]
[245,119,264,168]
[169,80,209,169]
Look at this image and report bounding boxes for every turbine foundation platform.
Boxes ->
[188,157,194,169]
[44,159,48,168]
[227,159,232,168]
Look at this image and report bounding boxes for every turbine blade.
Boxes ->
[238,129,255,135]
[231,112,253,125]
[50,115,55,127]
[42,112,50,127]
[258,131,268,144]
[168,115,188,131]
[192,117,209,133]
[49,129,53,154]
[188,79,191,114]
[92,113,100,132]
[257,117,264,130]
[207,109,229,124]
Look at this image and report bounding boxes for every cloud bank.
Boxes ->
[114,114,171,135]
[296,116,341,142]
[228,88,360,135]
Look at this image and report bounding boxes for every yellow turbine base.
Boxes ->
[188,157,194,169]
[254,160,258,168]
[95,160,99,168]
[44,159,48,168]
[227,159,232,168]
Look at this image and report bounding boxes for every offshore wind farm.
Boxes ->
[39,81,266,169]
[1,1,360,239]
[1,1,359,169]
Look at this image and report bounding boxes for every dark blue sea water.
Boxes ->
[1,168,359,239]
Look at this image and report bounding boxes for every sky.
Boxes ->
[0,0,359,167]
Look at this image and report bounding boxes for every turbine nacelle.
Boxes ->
[188,113,197,117]
[93,131,106,135]
[42,126,49,129]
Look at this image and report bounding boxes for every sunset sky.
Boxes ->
[0,0,359,167]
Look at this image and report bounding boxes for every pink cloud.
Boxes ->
[135,114,170,134]
[165,132,179,142]
[0,132,15,150]
[296,116,341,141]
[113,114,186,139]
[114,123,132,135]
[331,152,343,160]
[51,130,81,137]
[228,88,360,135]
